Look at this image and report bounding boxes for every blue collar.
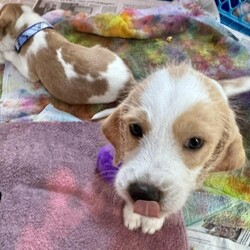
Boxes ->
[15,21,53,53]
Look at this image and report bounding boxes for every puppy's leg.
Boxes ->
[123,203,142,230]
[3,51,31,80]
[141,216,165,234]
[3,51,18,64]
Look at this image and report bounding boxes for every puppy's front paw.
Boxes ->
[123,203,141,230]
[3,51,16,62]
[123,203,165,234]
[141,216,165,234]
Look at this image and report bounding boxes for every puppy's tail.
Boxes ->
[219,76,250,97]
[91,108,116,120]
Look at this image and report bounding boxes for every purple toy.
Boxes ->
[97,144,121,183]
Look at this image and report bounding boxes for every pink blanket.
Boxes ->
[0,122,188,249]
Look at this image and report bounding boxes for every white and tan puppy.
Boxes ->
[0,4,134,104]
[102,64,248,234]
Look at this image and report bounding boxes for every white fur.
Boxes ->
[16,6,43,30]
[85,73,95,82]
[141,68,210,121]
[20,5,33,14]
[3,50,30,79]
[56,48,78,80]
[88,56,130,103]
[27,31,48,55]
[0,34,15,51]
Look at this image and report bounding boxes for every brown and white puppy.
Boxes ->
[102,64,248,234]
[0,4,134,104]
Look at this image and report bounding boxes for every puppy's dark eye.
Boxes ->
[129,123,143,138]
[185,137,204,150]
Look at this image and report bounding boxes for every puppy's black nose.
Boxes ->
[128,182,161,202]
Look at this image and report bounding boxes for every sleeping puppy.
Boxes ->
[102,64,248,234]
[0,4,134,104]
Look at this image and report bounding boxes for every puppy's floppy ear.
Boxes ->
[0,5,12,39]
[102,106,124,166]
[213,126,246,172]
[0,4,21,39]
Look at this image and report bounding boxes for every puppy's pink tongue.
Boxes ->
[133,200,160,218]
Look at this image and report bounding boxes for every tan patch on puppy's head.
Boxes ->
[0,4,23,40]
[172,101,222,169]
[102,83,151,165]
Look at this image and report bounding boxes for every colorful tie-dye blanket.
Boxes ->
[0,0,250,239]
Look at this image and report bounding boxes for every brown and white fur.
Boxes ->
[0,4,134,104]
[102,64,249,234]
